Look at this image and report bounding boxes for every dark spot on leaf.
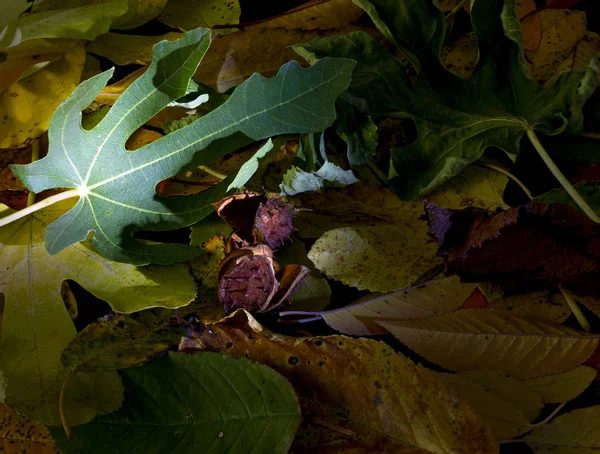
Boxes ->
[288,356,299,365]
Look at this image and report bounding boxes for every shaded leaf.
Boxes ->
[379,309,599,379]
[308,224,442,292]
[426,202,600,295]
[489,291,570,323]
[179,309,499,453]
[523,405,600,453]
[0,403,60,454]
[53,353,301,454]
[309,276,475,336]
[12,28,354,264]
[261,0,363,31]
[335,99,377,168]
[535,181,600,214]
[87,31,183,66]
[158,0,240,32]
[0,47,85,148]
[524,366,597,403]
[280,162,358,196]
[457,370,543,421]
[436,372,531,439]
[0,200,195,424]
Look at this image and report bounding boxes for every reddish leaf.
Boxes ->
[461,288,490,309]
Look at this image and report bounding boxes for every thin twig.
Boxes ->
[198,165,227,180]
[450,0,469,16]
[526,401,568,428]
[26,141,40,207]
[477,161,533,200]
[560,287,591,333]
[581,132,600,141]
[59,374,74,441]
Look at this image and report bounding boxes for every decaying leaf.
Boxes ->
[379,309,599,379]
[0,47,85,148]
[53,353,301,454]
[0,403,60,454]
[0,200,196,424]
[426,202,600,295]
[179,309,499,453]
[158,0,240,32]
[280,162,359,196]
[297,276,475,336]
[261,0,363,31]
[524,366,597,403]
[523,405,600,453]
[436,372,531,440]
[308,224,442,293]
[87,32,183,66]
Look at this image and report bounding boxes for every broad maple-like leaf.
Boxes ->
[426,202,600,294]
[11,28,354,265]
[293,0,597,198]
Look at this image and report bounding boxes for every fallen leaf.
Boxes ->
[525,10,587,83]
[523,405,600,453]
[524,366,596,403]
[87,31,183,66]
[425,165,509,211]
[179,309,499,453]
[0,200,196,424]
[0,403,60,453]
[439,33,478,79]
[548,32,600,86]
[534,181,600,215]
[436,372,531,439]
[0,47,85,148]
[261,0,363,31]
[280,162,359,196]
[308,224,442,292]
[52,353,302,454]
[489,291,571,323]
[457,370,543,421]
[378,309,599,379]
[158,0,240,32]
[426,202,600,295]
[301,276,475,336]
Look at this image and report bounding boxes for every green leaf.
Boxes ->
[280,162,358,196]
[0,0,29,48]
[535,181,600,214]
[294,0,598,199]
[16,1,129,43]
[11,28,354,265]
[335,99,377,168]
[52,353,302,454]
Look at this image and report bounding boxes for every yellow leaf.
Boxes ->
[425,165,509,211]
[308,224,442,292]
[0,201,197,424]
[87,31,183,66]
[489,291,570,324]
[440,32,478,79]
[524,366,597,403]
[0,403,60,454]
[549,31,600,85]
[379,310,599,379]
[524,405,600,453]
[525,10,587,83]
[0,47,85,148]
[181,309,499,454]
[457,370,543,421]
[95,66,147,106]
[436,372,531,440]
[262,0,363,31]
[317,276,475,335]
[158,0,240,32]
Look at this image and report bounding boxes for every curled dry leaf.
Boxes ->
[179,309,498,454]
[379,309,599,379]
[426,202,600,295]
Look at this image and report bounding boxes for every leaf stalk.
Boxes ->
[0,189,80,228]
[525,127,600,223]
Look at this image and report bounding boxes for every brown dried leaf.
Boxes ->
[261,0,363,31]
[179,309,499,454]
[0,403,60,454]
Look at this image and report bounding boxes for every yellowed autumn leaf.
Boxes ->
[425,165,509,211]
[158,0,240,32]
[379,310,599,379]
[525,9,587,83]
[524,366,597,404]
[489,291,570,323]
[547,31,600,86]
[181,309,499,454]
[308,224,442,293]
[524,405,600,453]
[436,372,531,440]
[0,51,65,93]
[440,32,478,79]
[87,31,183,66]
[310,276,475,336]
[0,403,60,454]
[262,0,363,31]
[0,47,85,148]
[457,369,543,421]
[95,66,147,106]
